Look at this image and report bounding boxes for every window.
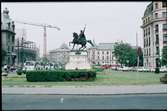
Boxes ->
[163,34,167,43]
[97,51,99,55]
[148,27,150,35]
[155,3,158,9]
[12,36,14,43]
[8,46,10,52]
[155,24,159,33]
[155,13,158,18]
[145,28,147,36]
[156,47,159,55]
[98,56,99,59]
[149,48,151,56]
[163,24,167,31]
[162,12,167,18]
[106,56,109,60]
[162,2,167,8]
[148,37,150,46]
[147,38,149,47]
[156,34,159,45]
[107,51,109,54]
[7,22,11,29]
[102,56,104,60]
[102,51,104,54]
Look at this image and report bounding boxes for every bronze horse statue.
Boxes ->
[69,31,94,50]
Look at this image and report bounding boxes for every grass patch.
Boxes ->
[2,69,166,87]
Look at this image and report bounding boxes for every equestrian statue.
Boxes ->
[69,25,94,51]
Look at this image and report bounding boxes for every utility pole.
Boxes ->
[43,26,47,63]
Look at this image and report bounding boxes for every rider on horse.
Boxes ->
[79,30,86,44]
[70,25,94,50]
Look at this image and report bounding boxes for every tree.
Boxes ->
[42,57,49,64]
[2,49,7,62]
[162,46,167,66]
[113,42,143,67]
[113,42,132,67]
[128,48,137,67]
[2,49,7,64]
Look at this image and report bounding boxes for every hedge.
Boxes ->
[92,67,104,72]
[26,70,96,82]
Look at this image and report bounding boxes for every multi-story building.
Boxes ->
[14,37,40,65]
[49,43,70,67]
[141,1,167,68]
[1,8,16,65]
[87,43,117,66]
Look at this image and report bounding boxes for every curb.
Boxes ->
[3,92,167,95]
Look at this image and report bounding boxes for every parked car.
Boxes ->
[122,67,131,71]
[23,61,35,71]
[160,67,167,72]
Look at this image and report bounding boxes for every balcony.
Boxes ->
[141,16,167,28]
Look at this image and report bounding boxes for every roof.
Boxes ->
[49,43,70,53]
[97,43,114,50]
[89,43,114,50]
[143,2,153,17]
[59,43,69,49]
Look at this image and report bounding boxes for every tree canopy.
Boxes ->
[162,46,167,66]
[113,42,143,67]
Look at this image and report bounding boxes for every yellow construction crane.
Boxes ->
[15,20,61,60]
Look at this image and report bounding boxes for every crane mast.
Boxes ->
[15,21,60,61]
[43,26,47,58]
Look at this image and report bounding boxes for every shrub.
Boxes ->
[164,74,167,78]
[92,66,104,72]
[155,67,160,74]
[16,68,22,75]
[26,70,96,82]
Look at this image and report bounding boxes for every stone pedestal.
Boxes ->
[65,51,91,70]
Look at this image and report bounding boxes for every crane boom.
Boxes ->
[15,21,61,30]
[15,20,61,60]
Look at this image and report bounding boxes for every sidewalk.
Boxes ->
[2,84,167,95]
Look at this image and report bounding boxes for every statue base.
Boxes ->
[65,51,91,70]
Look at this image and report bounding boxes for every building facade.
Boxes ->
[87,43,117,66]
[141,1,167,68]
[49,43,70,67]
[1,8,16,65]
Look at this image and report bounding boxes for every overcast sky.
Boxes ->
[1,2,150,57]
